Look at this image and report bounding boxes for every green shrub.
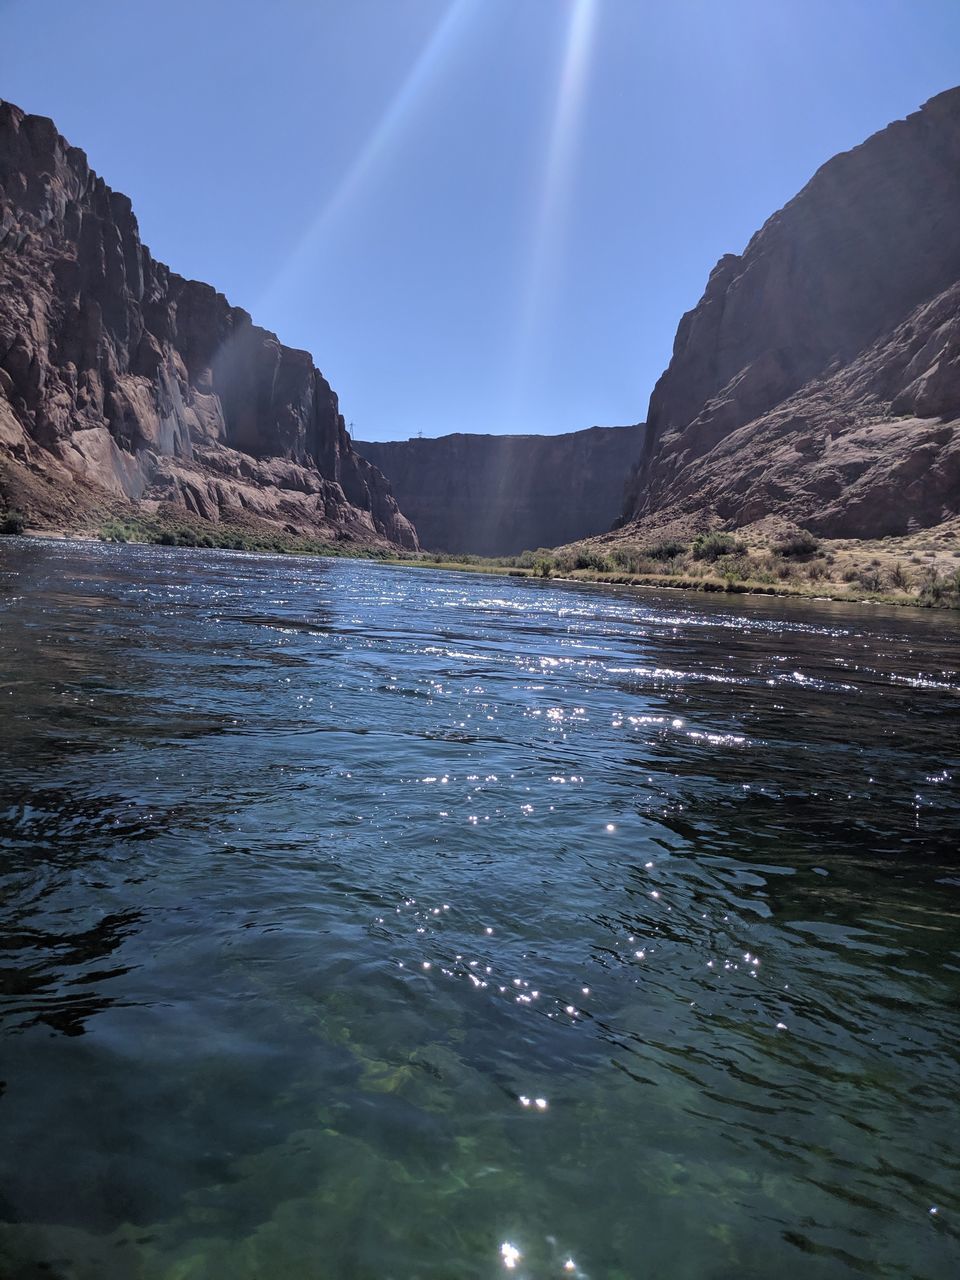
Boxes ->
[0,510,25,535]
[643,538,687,561]
[692,531,742,562]
[573,548,611,572]
[721,556,750,583]
[99,520,133,543]
[857,568,885,592]
[919,566,944,603]
[774,528,819,557]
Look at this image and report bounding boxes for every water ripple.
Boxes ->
[0,540,957,1279]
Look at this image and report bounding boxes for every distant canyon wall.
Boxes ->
[623,87,960,538]
[356,424,643,556]
[0,101,417,547]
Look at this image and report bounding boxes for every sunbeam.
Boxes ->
[257,0,478,318]
[511,0,599,405]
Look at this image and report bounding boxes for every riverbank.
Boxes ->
[4,509,959,610]
[393,555,960,610]
[475,521,960,610]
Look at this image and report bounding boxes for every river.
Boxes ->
[0,539,957,1279]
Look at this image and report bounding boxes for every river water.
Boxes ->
[0,539,957,1280]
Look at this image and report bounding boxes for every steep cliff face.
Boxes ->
[625,87,960,537]
[0,102,417,547]
[356,424,643,555]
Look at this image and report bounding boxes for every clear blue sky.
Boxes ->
[2,1,959,440]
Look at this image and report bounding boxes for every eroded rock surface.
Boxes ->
[624,87,960,537]
[0,101,417,547]
[357,425,643,555]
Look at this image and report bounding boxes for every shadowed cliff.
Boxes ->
[0,102,417,548]
[356,424,643,556]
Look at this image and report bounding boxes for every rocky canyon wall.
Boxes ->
[0,101,417,547]
[356,424,643,556]
[624,87,960,538]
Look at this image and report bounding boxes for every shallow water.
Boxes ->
[0,538,958,1280]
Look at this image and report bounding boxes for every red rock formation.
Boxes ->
[625,87,960,537]
[356,425,643,555]
[0,101,417,547]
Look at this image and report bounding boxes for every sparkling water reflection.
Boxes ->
[0,539,958,1279]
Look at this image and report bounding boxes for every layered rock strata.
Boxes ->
[0,101,417,547]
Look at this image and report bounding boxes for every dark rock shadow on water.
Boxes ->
[0,907,140,1036]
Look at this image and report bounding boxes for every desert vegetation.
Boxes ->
[410,526,960,608]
